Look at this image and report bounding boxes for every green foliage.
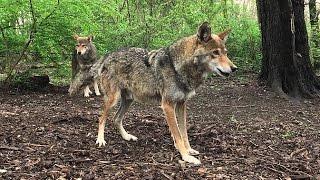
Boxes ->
[308,25,320,71]
[0,0,261,85]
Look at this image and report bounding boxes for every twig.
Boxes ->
[72,149,89,152]
[257,158,312,177]
[290,148,307,157]
[0,145,21,151]
[23,143,49,147]
[0,111,19,116]
[220,105,256,108]
[52,118,69,124]
[192,124,215,135]
[99,160,112,164]
[64,158,93,163]
[276,163,312,177]
[262,165,285,175]
[267,145,283,157]
[249,140,259,147]
[160,170,173,180]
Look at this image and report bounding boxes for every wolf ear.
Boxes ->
[197,22,212,43]
[218,29,231,43]
[73,34,79,40]
[88,35,94,42]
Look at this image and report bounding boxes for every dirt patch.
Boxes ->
[0,73,319,179]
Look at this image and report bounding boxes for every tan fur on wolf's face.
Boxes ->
[196,29,237,77]
[73,35,92,55]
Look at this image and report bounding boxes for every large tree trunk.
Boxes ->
[257,0,320,98]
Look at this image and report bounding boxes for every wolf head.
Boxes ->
[193,22,237,77]
[73,34,94,55]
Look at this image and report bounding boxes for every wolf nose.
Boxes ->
[231,66,237,72]
[77,51,81,55]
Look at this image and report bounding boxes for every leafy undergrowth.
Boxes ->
[0,73,319,179]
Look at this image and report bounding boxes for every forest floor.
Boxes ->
[0,73,319,180]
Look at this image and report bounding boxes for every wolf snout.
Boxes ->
[231,66,238,72]
[77,51,81,55]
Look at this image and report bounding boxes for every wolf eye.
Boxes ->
[212,49,220,57]
[76,44,79,47]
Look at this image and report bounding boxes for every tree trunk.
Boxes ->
[257,0,320,98]
[293,0,320,95]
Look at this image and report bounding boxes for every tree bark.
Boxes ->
[293,0,320,95]
[257,0,320,98]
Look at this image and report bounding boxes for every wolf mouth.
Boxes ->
[218,68,230,77]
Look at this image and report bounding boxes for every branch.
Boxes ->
[4,0,37,83]
[0,25,15,30]
[4,0,61,83]
[38,0,60,27]
[0,25,10,73]
[119,0,127,11]
[0,25,9,51]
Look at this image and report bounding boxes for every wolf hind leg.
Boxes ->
[113,91,137,141]
[94,79,101,96]
[96,86,120,147]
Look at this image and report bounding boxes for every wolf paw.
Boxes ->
[188,148,200,155]
[96,137,106,147]
[122,133,138,141]
[182,155,201,165]
[173,142,178,150]
[95,91,101,96]
[84,93,90,97]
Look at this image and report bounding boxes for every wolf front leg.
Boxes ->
[176,101,199,155]
[94,79,101,96]
[161,99,201,165]
[84,86,92,97]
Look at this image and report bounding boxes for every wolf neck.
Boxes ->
[168,35,207,90]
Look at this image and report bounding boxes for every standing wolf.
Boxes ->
[69,22,237,165]
[70,34,101,97]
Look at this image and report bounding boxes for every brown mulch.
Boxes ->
[0,73,319,179]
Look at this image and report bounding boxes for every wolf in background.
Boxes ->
[69,22,237,165]
[70,34,101,97]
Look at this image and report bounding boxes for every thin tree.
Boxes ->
[309,0,320,69]
[256,0,320,98]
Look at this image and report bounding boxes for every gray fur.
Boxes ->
[69,36,100,96]
[71,39,98,78]
[69,45,216,100]
[71,22,237,165]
